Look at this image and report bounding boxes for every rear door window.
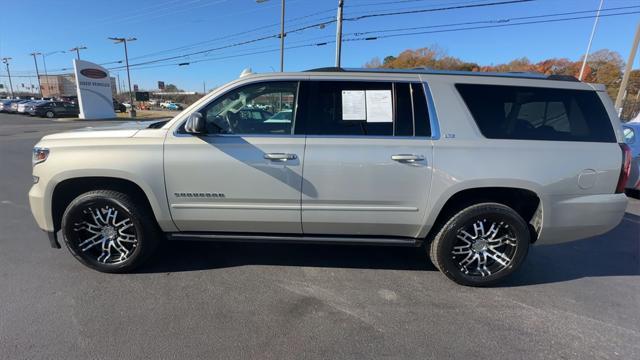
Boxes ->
[456,84,615,142]
[297,81,431,137]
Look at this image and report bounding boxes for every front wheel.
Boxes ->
[45,111,55,118]
[429,203,530,287]
[61,190,160,273]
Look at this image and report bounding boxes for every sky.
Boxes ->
[0,0,639,92]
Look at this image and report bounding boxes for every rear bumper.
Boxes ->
[536,193,628,245]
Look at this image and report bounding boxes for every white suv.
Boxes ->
[29,68,631,286]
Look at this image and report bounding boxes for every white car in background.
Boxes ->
[265,109,293,123]
[18,100,46,115]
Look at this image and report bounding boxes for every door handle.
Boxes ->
[264,153,297,161]
[391,154,425,163]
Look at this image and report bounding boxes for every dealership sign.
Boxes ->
[73,59,115,119]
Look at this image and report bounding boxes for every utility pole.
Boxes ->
[279,0,285,71]
[335,0,344,68]
[256,0,286,71]
[117,72,121,95]
[40,51,65,98]
[615,21,640,114]
[579,0,604,81]
[41,54,49,96]
[109,37,137,117]
[29,52,43,97]
[2,58,14,98]
[203,81,206,94]
[69,46,87,60]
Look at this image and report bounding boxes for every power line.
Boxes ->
[127,9,336,61]
[350,9,640,41]
[350,5,640,36]
[8,7,637,78]
[114,9,640,71]
[105,0,536,71]
[344,0,534,21]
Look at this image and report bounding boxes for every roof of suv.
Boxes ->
[304,67,580,82]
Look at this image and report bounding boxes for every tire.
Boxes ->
[429,203,530,287]
[45,111,55,118]
[61,190,160,273]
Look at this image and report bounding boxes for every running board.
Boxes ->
[168,232,422,247]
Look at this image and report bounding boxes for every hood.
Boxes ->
[41,121,161,141]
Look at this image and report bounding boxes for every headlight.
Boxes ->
[32,147,49,166]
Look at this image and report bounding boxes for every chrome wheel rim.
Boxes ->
[451,218,518,277]
[68,203,138,265]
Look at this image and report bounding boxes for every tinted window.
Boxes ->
[412,83,430,137]
[298,81,430,137]
[199,81,297,135]
[456,84,615,142]
[394,83,413,136]
[300,81,393,136]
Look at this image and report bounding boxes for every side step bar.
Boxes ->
[168,232,422,247]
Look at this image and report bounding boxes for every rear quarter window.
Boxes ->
[456,84,616,142]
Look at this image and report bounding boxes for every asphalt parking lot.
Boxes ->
[1,113,639,359]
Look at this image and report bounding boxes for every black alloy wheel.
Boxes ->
[429,203,530,286]
[61,190,159,272]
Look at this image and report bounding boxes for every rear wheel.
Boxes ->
[429,203,529,286]
[45,110,55,118]
[61,190,160,273]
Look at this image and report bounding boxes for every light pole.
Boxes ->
[335,0,344,68]
[41,51,65,97]
[109,37,137,117]
[2,58,14,98]
[69,46,87,60]
[29,52,43,97]
[579,0,604,81]
[614,21,640,114]
[257,0,285,71]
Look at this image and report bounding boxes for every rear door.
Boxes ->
[297,80,434,237]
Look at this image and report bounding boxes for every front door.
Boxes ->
[164,81,304,233]
[298,80,434,238]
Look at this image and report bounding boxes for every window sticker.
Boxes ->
[341,90,366,120]
[365,90,392,123]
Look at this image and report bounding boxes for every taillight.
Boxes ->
[616,143,632,193]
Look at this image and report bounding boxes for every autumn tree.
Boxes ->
[363,46,635,115]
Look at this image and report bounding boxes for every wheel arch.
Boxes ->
[424,185,543,243]
[50,176,172,235]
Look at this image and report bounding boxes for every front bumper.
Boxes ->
[536,193,628,245]
[29,182,61,249]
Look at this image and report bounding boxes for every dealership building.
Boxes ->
[39,74,117,98]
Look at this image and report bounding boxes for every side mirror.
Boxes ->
[184,112,205,134]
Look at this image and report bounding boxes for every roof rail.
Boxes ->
[305,67,345,72]
[304,67,581,82]
[547,74,580,82]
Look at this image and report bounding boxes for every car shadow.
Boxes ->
[500,212,640,287]
[139,213,640,287]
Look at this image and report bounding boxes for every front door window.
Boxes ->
[201,82,297,135]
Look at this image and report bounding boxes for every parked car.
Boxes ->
[0,99,21,112]
[31,101,79,118]
[264,109,293,123]
[162,101,183,110]
[113,99,127,113]
[29,68,630,286]
[622,122,640,196]
[9,100,30,113]
[18,100,47,115]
